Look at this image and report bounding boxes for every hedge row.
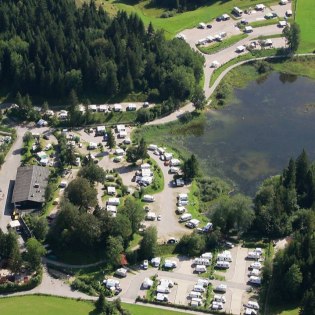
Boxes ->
[0,270,42,293]
[135,297,230,315]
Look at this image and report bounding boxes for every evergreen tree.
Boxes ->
[282,158,296,189]
[296,150,309,197]
[107,128,116,149]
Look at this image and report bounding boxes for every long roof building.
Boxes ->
[12,165,50,209]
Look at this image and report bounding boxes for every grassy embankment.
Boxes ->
[79,0,278,39]
[0,295,193,315]
[295,0,315,53]
[198,34,248,55]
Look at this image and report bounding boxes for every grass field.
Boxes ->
[198,34,248,55]
[81,0,277,38]
[0,295,193,315]
[295,0,315,52]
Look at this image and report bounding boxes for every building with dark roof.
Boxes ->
[12,165,50,210]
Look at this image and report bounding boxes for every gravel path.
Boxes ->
[147,152,190,242]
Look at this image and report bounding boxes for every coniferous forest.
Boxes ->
[0,0,204,102]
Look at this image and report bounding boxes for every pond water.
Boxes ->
[184,72,315,195]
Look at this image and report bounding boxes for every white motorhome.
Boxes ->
[217,250,232,262]
[160,279,174,288]
[176,206,186,214]
[115,268,127,277]
[193,258,211,266]
[151,257,161,267]
[148,144,158,151]
[142,195,155,202]
[195,265,207,273]
[247,301,260,310]
[145,212,156,221]
[156,293,169,302]
[193,284,205,293]
[179,213,192,222]
[107,198,120,206]
[214,284,227,293]
[233,6,243,16]
[156,285,170,294]
[178,193,188,201]
[249,276,261,285]
[197,278,210,287]
[247,251,261,260]
[189,291,202,299]
[216,261,230,269]
[213,294,226,303]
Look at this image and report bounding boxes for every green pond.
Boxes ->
[184,72,315,194]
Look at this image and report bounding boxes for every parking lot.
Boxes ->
[116,245,263,314]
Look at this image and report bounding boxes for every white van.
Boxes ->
[189,291,202,299]
[216,261,230,269]
[179,213,192,222]
[142,195,155,202]
[193,285,205,293]
[195,265,207,273]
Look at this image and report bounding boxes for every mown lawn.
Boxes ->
[0,295,193,315]
[295,0,315,53]
[0,296,94,315]
[82,0,277,38]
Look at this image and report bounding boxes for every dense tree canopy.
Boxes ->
[0,0,204,103]
[254,150,315,238]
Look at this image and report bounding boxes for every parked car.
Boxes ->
[207,24,212,28]
[167,237,178,244]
